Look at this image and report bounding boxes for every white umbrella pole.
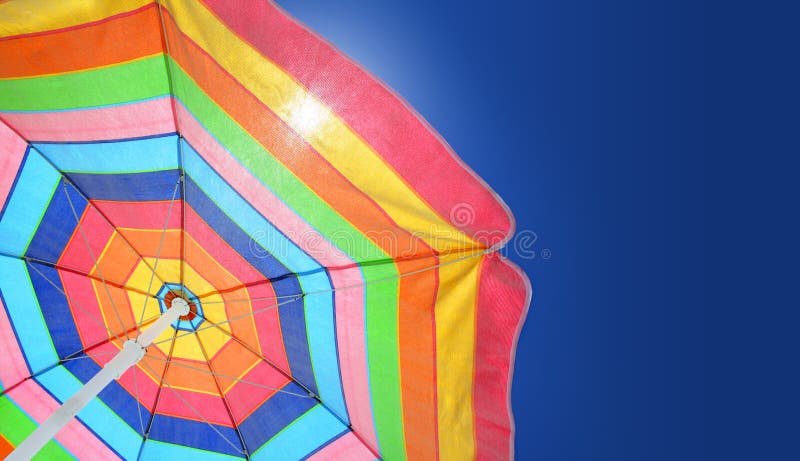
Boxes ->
[7,299,190,461]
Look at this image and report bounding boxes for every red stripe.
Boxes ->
[473,254,530,460]
[199,0,512,246]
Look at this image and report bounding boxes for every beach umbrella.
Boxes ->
[0,1,530,460]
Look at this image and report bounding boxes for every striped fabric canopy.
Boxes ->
[0,1,530,460]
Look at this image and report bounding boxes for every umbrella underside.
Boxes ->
[0,1,529,460]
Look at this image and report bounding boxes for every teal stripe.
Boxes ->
[33,135,179,174]
[0,150,60,256]
[251,405,347,461]
[0,257,58,373]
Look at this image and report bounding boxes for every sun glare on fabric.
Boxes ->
[286,92,328,136]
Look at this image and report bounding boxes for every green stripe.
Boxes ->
[0,55,169,111]
[0,396,75,460]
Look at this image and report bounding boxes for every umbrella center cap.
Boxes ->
[171,297,191,317]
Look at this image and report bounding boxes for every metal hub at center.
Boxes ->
[171,297,191,316]
[157,283,204,331]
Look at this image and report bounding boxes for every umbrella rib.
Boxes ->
[154,0,181,135]
[136,328,178,461]
[150,294,304,345]
[24,258,125,343]
[138,358,247,456]
[192,313,315,399]
[194,246,492,302]
[145,354,312,398]
[154,0,188,291]
[153,249,492,346]
[187,312,383,457]
[136,177,182,333]
[63,181,133,339]
[193,332,251,459]
[178,138,187,290]
[199,248,493,307]
[0,251,155,298]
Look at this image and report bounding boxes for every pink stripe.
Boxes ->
[92,200,182,233]
[0,98,175,142]
[1,297,118,459]
[58,206,116,274]
[202,0,513,246]
[156,360,232,426]
[0,122,27,210]
[245,282,291,374]
[306,431,375,461]
[59,271,117,348]
[473,255,530,461]
[178,105,378,448]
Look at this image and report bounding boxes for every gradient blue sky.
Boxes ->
[276,1,705,459]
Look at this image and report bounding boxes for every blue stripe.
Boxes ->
[250,404,348,461]
[25,180,86,263]
[139,439,243,461]
[238,382,317,451]
[148,412,244,457]
[66,169,180,202]
[26,263,84,360]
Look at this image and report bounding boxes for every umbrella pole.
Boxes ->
[7,299,191,461]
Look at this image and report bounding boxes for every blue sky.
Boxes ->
[277,1,705,459]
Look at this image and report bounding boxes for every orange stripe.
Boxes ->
[0,4,162,78]
[0,433,13,458]
[396,260,440,460]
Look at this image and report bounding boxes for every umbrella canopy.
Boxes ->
[0,1,530,460]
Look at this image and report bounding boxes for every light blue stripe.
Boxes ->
[251,405,346,461]
[0,150,60,256]
[139,439,242,461]
[300,274,349,420]
[183,142,348,420]
[37,366,141,460]
[0,257,58,372]
[33,135,179,174]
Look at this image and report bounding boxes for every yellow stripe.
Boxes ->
[435,254,480,459]
[0,0,152,38]
[165,0,480,253]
